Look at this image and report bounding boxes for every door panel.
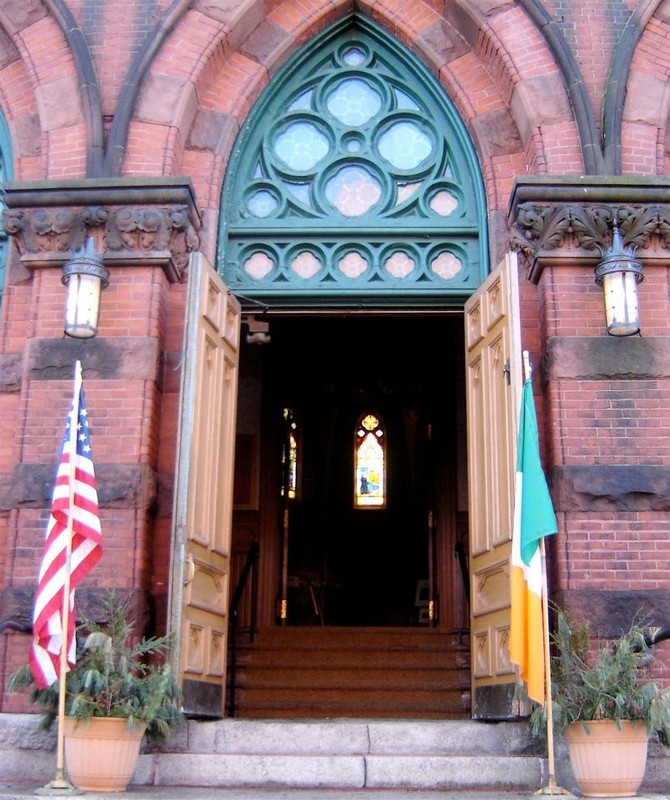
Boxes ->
[169,253,240,717]
[464,253,522,718]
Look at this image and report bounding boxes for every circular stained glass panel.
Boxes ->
[342,47,366,67]
[338,251,368,278]
[326,79,382,126]
[384,251,415,278]
[378,121,432,171]
[325,166,382,216]
[274,121,330,171]
[429,190,458,217]
[247,189,279,218]
[290,251,321,279]
[244,251,275,280]
[430,251,462,280]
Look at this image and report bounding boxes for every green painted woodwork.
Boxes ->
[219,14,487,309]
[0,111,12,305]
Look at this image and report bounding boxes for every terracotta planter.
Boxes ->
[63,716,147,792]
[565,719,649,798]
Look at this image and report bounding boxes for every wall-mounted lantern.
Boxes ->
[61,237,109,338]
[594,227,644,337]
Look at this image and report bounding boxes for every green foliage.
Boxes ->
[8,591,184,742]
[531,607,670,741]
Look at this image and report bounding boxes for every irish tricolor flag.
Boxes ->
[509,370,557,705]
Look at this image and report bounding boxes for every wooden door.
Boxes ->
[464,252,522,719]
[168,253,241,717]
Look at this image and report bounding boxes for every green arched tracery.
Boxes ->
[0,111,12,306]
[219,14,487,308]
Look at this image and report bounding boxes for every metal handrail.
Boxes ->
[227,542,260,717]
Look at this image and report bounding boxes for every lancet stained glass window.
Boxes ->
[281,408,298,500]
[354,413,386,508]
[219,15,487,309]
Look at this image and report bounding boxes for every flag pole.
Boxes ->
[523,352,571,797]
[37,361,82,795]
[536,536,571,795]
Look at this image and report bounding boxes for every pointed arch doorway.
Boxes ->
[226,308,473,718]
[218,13,489,718]
[169,254,521,720]
[173,13,522,720]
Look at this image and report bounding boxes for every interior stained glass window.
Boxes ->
[354,413,385,508]
[282,408,298,500]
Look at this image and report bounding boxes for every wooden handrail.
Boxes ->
[227,542,260,717]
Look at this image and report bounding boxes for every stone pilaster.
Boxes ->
[509,177,670,632]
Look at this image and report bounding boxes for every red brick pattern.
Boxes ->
[0,0,670,714]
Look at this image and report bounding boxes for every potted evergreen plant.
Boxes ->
[531,606,670,798]
[8,590,184,792]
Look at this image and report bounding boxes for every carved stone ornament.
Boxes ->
[510,203,670,257]
[1,179,202,283]
[508,177,670,281]
[3,206,107,255]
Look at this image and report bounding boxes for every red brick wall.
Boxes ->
[1,0,670,710]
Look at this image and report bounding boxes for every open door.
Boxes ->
[168,252,241,717]
[258,315,457,630]
[464,252,522,719]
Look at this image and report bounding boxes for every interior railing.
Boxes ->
[227,542,260,717]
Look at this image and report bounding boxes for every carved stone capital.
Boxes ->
[508,177,670,281]
[2,178,201,282]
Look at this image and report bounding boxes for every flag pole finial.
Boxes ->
[523,349,531,382]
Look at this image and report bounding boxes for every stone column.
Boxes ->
[509,177,670,633]
[0,178,200,647]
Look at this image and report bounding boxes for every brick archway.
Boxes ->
[123,1,581,263]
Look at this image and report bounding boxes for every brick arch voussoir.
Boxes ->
[184,3,528,182]
[121,4,300,191]
[0,37,43,180]
[0,5,75,180]
[124,2,357,242]
[134,0,581,258]
[457,5,580,178]
[372,2,581,198]
[186,1,543,257]
[622,6,670,176]
[0,0,87,180]
[349,2,579,181]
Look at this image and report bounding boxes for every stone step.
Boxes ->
[234,697,470,719]
[0,715,544,791]
[229,627,469,719]
[237,631,468,648]
[235,647,467,669]
[234,665,466,688]
[3,714,670,793]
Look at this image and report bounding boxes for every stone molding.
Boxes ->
[508,177,670,280]
[552,589,670,636]
[0,462,158,510]
[552,464,670,512]
[544,336,670,380]
[2,178,201,282]
[24,336,161,382]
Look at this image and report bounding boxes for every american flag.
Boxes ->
[29,362,103,689]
